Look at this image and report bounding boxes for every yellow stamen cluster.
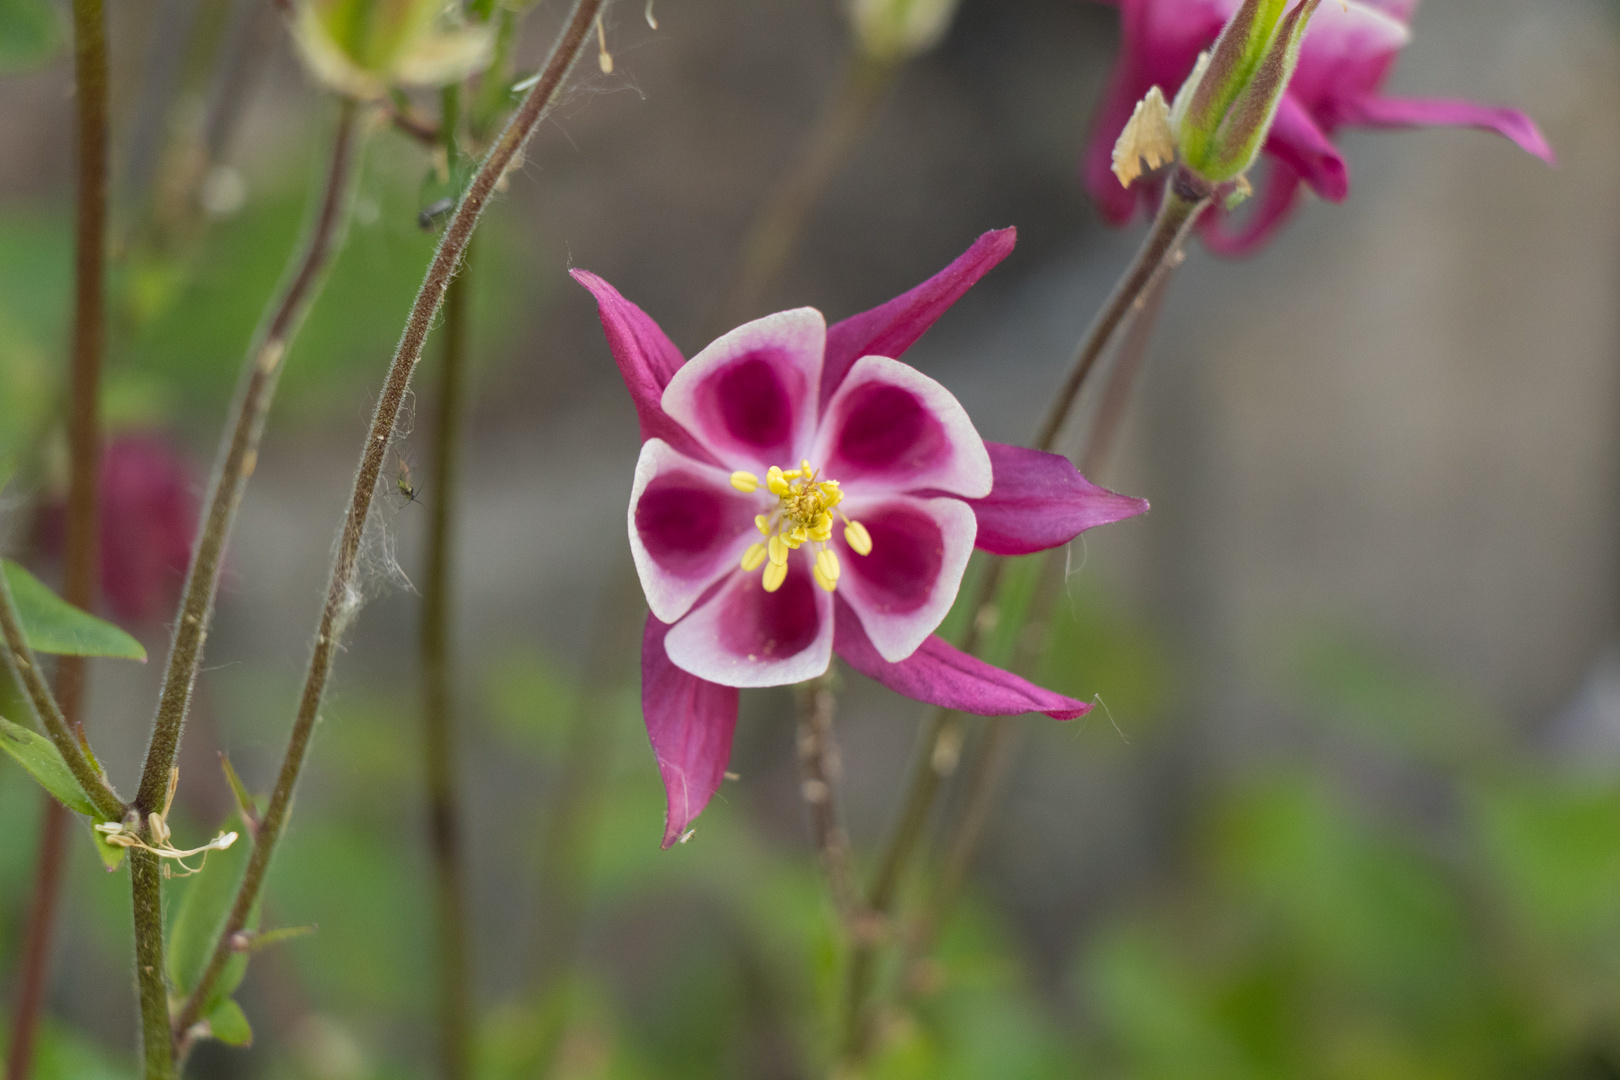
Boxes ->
[732,461,871,593]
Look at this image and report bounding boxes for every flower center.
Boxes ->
[729,461,872,593]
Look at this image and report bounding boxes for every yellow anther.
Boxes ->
[755,514,772,535]
[844,520,872,556]
[816,547,841,583]
[740,543,767,572]
[767,467,790,496]
[788,525,808,545]
[809,513,834,542]
[731,471,760,493]
[762,561,788,592]
[767,534,790,566]
[812,563,837,592]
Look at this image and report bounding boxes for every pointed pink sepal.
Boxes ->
[833,600,1090,720]
[967,443,1149,557]
[642,614,740,848]
[822,229,1017,400]
[572,270,711,458]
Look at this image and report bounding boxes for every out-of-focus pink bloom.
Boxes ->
[35,435,198,624]
[1083,0,1555,254]
[576,230,1150,846]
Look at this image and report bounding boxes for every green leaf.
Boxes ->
[3,560,146,660]
[204,998,253,1047]
[0,0,63,72]
[91,826,126,871]
[166,812,253,999]
[0,714,94,815]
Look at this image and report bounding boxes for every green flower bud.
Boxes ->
[290,0,495,101]
[847,0,962,62]
[1111,0,1322,191]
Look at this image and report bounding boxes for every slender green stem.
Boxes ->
[707,52,896,337]
[914,267,1180,961]
[1030,176,1207,455]
[131,850,173,1080]
[837,174,1211,1068]
[171,0,606,1041]
[422,83,474,1080]
[134,99,361,817]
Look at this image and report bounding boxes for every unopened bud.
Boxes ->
[847,0,962,62]
[1111,0,1324,191]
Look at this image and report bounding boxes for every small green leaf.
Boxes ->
[3,560,146,661]
[92,826,127,871]
[167,812,252,996]
[0,714,94,815]
[205,998,253,1047]
[0,0,63,72]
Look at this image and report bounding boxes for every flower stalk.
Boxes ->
[838,174,1210,1066]
[170,0,607,1042]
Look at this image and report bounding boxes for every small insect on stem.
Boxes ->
[394,456,422,507]
[418,196,455,231]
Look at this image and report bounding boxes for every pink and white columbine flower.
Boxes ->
[575,230,1150,846]
[1083,0,1555,254]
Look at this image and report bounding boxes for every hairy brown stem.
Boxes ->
[170,0,605,1042]
[135,99,361,817]
[7,4,110,1058]
[422,83,473,1080]
[796,671,861,922]
[838,176,1209,1067]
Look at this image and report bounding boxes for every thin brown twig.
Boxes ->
[796,670,862,922]
[422,83,473,1080]
[6,4,111,1068]
[170,0,606,1042]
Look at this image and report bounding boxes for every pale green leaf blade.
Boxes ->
[0,715,94,815]
[3,560,146,661]
[166,813,252,994]
[92,827,127,871]
[204,999,253,1047]
[0,0,63,72]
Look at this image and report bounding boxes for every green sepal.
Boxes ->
[1199,0,1322,183]
[204,998,253,1047]
[3,560,146,661]
[0,714,94,815]
[237,924,318,953]
[1175,0,1320,183]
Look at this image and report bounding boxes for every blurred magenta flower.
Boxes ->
[1083,0,1555,254]
[576,230,1150,846]
[35,435,198,624]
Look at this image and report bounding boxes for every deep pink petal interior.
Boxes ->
[842,502,945,616]
[699,351,804,462]
[635,471,756,579]
[827,381,949,483]
[718,561,823,663]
